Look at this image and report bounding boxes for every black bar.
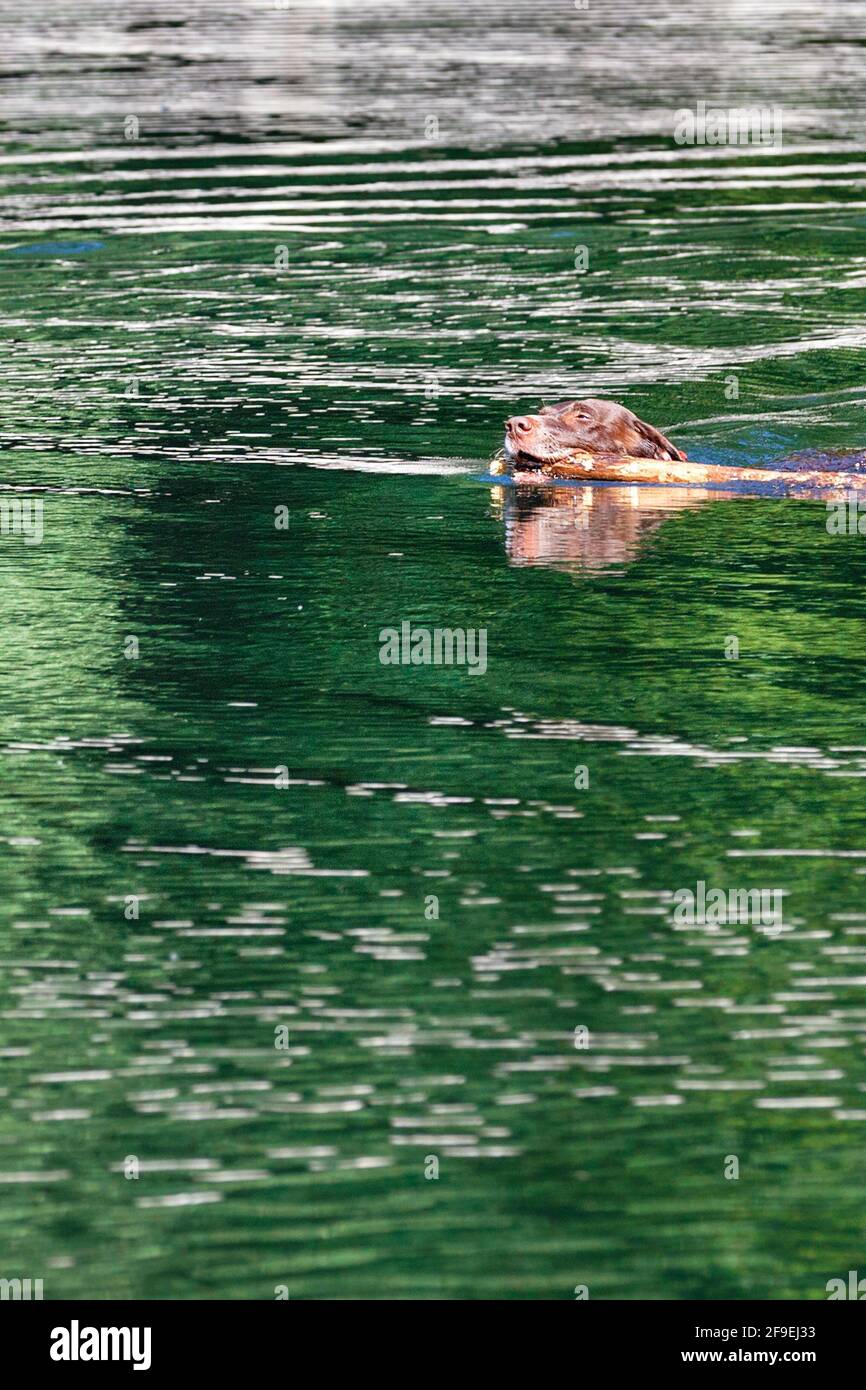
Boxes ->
[3,1298,863,1374]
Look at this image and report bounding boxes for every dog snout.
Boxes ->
[506,416,533,437]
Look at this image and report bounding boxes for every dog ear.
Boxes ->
[630,415,687,462]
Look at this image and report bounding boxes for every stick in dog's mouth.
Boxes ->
[502,434,568,469]
[502,429,597,477]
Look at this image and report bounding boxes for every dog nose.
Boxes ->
[507,416,532,435]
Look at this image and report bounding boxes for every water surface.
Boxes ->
[2,0,866,1300]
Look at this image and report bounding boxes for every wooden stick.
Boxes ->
[519,451,866,490]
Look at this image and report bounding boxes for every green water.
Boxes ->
[3,0,866,1300]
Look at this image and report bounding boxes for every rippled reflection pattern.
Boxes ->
[2,0,866,1300]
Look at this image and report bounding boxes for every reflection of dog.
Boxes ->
[498,482,721,573]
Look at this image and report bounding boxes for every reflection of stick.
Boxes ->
[517,451,866,491]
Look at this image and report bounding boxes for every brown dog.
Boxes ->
[504,398,687,467]
[500,398,866,493]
